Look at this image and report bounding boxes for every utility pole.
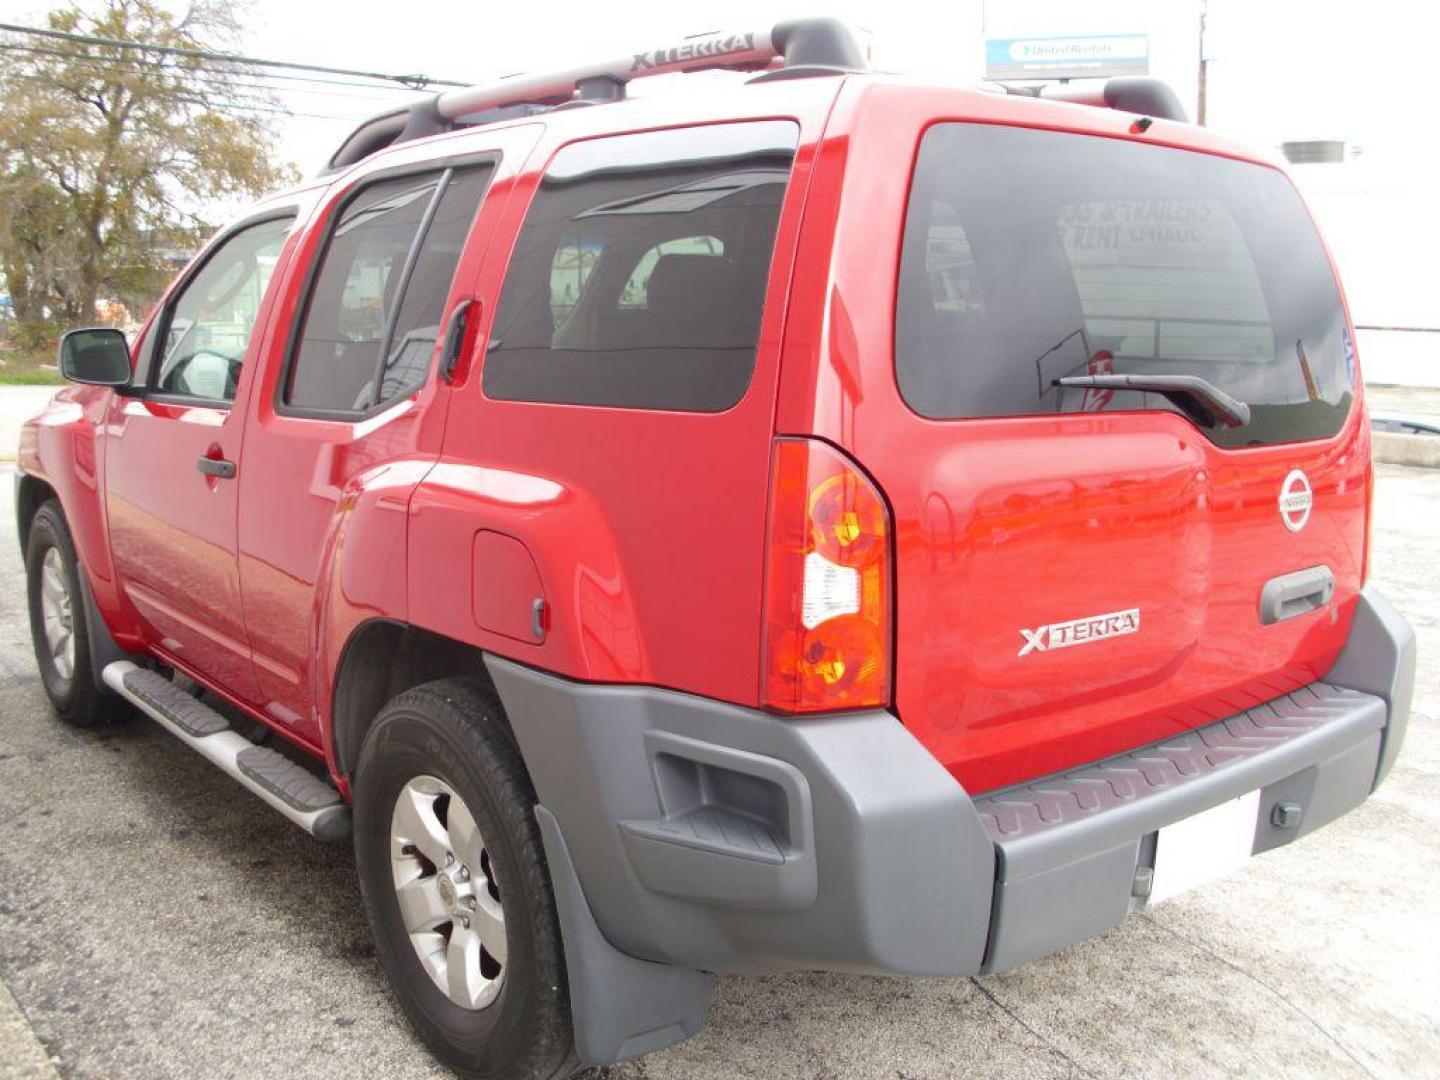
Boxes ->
[1197,0,1209,126]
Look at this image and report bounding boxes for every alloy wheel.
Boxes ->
[390,775,507,1010]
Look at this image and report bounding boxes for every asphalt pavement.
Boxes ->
[0,463,1436,1079]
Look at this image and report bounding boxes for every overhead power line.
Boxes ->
[0,39,429,95]
[0,20,467,89]
[3,72,359,121]
[0,41,426,104]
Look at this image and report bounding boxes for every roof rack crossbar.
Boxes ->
[324,17,864,173]
[997,76,1189,124]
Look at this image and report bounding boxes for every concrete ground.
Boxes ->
[0,464,1436,1079]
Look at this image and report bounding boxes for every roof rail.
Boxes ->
[324,17,865,174]
[997,76,1189,124]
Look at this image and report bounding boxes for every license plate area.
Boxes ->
[1148,790,1261,905]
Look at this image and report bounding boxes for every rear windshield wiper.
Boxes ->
[1053,374,1252,428]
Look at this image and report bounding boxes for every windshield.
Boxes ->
[896,123,1354,447]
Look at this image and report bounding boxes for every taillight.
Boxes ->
[761,438,892,712]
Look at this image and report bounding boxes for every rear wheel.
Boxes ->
[353,678,575,1079]
[25,500,125,727]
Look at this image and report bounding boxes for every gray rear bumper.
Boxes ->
[486,584,1413,1063]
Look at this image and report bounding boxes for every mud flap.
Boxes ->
[534,804,714,1065]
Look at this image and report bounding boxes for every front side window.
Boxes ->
[155,215,292,403]
[896,123,1354,447]
[285,163,494,413]
[484,121,799,412]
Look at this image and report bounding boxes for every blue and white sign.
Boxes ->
[985,34,1150,81]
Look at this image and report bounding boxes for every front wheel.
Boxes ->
[25,500,125,727]
[353,678,575,1079]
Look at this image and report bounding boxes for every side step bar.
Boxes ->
[102,661,351,842]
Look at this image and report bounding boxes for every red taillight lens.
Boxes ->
[761,438,891,713]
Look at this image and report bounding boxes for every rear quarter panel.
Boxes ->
[406,81,841,705]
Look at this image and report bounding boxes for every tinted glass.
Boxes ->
[156,216,291,402]
[484,121,798,411]
[897,124,1354,447]
[287,174,438,411]
[379,164,495,401]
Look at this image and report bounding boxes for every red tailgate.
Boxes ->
[782,84,1369,793]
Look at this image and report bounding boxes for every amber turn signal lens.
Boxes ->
[808,473,887,568]
[761,438,891,713]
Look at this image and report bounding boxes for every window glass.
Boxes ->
[286,174,439,412]
[896,124,1353,447]
[484,121,799,411]
[378,165,495,401]
[549,237,603,328]
[619,236,724,308]
[155,216,291,402]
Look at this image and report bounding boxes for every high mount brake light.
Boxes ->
[761,438,892,713]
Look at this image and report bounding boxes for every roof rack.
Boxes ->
[324,17,866,174]
[994,76,1189,124]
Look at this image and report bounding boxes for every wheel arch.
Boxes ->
[329,617,510,781]
[15,471,57,553]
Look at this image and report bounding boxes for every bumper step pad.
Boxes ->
[975,682,1380,843]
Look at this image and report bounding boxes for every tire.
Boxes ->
[25,500,126,727]
[353,677,575,1080]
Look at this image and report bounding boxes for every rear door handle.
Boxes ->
[1259,566,1334,625]
[197,456,237,480]
[440,298,477,383]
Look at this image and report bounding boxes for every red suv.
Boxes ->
[17,18,1414,1079]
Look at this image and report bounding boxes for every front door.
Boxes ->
[106,211,297,701]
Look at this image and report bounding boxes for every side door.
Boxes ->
[105,210,298,700]
[237,128,538,749]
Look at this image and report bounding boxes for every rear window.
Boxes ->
[483,121,798,411]
[897,123,1354,447]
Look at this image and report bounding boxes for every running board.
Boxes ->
[102,661,350,842]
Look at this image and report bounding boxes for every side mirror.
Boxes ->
[58,328,132,387]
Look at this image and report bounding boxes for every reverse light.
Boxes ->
[761,438,892,712]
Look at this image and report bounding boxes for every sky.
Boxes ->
[4,0,1438,176]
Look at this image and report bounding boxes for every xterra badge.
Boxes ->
[1019,608,1141,657]
[1279,469,1313,532]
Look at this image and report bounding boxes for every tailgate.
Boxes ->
[881,120,1367,794]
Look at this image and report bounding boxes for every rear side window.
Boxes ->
[484,121,799,412]
[285,163,494,413]
[896,124,1354,447]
